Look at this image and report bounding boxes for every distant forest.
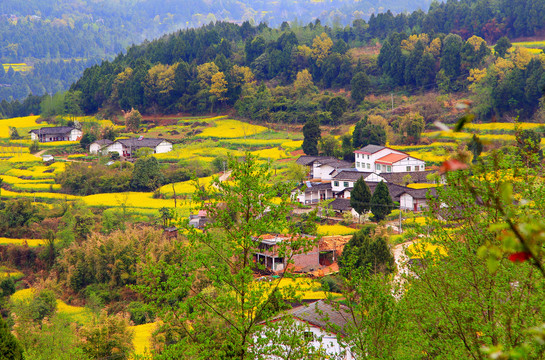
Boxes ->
[1,0,544,124]
[0,0,434,102]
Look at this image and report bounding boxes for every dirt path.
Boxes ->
[32,149,47,158]
[392,240,415,292]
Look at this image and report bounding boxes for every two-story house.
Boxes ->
[354,145,425,174]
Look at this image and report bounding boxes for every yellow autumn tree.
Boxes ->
[466,35,487,51]
[311,33,333,65]
[197,62,220,89]
[111,67,133,101]
[210,72,228,101]
[401,34,430,52]
[510,47,533,70]
[145,63,177,95]
[293,69,317,96]
[427,37,442,57]
[231,65,255,89]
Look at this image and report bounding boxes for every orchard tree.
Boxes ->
[370,181,394,221]
[350,177,372,221]
[302,117,321,156]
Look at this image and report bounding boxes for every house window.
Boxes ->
[367,163,370,169]
[356,162,360,168]
[387,165,392,172]
[376,164,381,171]
[406,166,411,171]
[343,181,349,187]
[367,155,370,159]
[334,181,339,186]
[414,166,418,171]
[421,165,424,169]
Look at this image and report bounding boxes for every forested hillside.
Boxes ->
[60,0,545,125]
[0,0,436,102]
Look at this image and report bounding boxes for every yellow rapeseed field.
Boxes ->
[8,154,41,163]
[251,147,288,160]
[407,183,438,189]
[0,188,78,201]
[317,224,357,236]
[0,115,40,138]
[83,192,177,209]
[11,183,61,191]
[463,122,545,132]
[281,140,303,151]
[2,63,32,72]
[57,299,92,324]
[196,119,268,138]
[159,176,214,196]
[0,238,46,247]
[130,322,158,357]
[11,288,35,302]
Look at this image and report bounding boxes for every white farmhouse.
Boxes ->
[354,144,425,174]
[255,300,354,359]
[105,137,172,158]
[89,139,114,154]
[30,126,82,142]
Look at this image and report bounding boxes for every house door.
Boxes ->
[414,203,418,212]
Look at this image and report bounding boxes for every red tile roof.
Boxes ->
[375,153,408,165]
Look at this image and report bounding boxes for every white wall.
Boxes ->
[391,157,426,173]
[69,129,83,141]
[89,143,101,154]
[254,319,354,360]
[355,148,405,172]
[155,141,172,154]
[106,142,124,156]
[400,193,414,210]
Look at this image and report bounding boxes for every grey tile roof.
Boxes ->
[316,159,353,168]
[29,126,76,135]
[304,182,332,192]
[366,182,412,201]
[379,171,436,185]
[116,138,169,148]
[92,139,114,146]
[328,198,352,211]
[295,156,336,166]
[288,300,351,335]
[356,144,385,154]
[400,187,437,199]
[333,170,375,181]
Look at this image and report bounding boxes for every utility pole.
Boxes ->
[399,206,402,234]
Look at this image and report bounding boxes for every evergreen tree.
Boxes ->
[351,71,370,103]
[370,181,394,221]
[494,36,511,58]
[350,177,372,220]
[302,117,321,156]
[360,124,387,147]
[0,316,24,360]
[352,117,368,149]
[339,225,395,275]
